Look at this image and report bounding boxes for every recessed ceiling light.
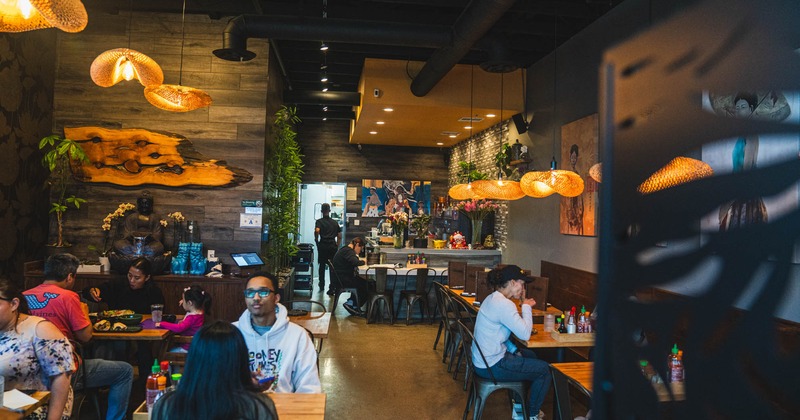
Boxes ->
[376,121,385,125]
[322,117,327,121]
[449,134,457,138]
[322,87,328,92]
[436,142,444,145]
[383,107,394,112]
[369,131,378,134]
[486,113,496,118]
[320,74,328,82]
[464,125,472,130]
[320,42,328,51]
[323,106,328,111]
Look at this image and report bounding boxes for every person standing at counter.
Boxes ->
[331,237,368,317]
[233,272,321,393]
[315,203,341,295]
[472,265,550,420]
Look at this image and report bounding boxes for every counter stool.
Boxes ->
[397,268,436,325]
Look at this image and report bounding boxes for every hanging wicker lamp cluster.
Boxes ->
[90,48,163,87]
[637,157,713,194]
[0,0,87,33]
[521,169,585,198]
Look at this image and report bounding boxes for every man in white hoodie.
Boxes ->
[233,272,322,393]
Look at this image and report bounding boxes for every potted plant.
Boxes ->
[410,214,431,248]
[39,134,89,248]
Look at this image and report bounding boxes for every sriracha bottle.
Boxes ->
[145,362,161,412]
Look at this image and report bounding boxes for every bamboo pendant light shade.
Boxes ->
[637,157,713,194]
[521,170,584,198]
[471,179,525,200]
[90,48,164,87]
[0,0,87,33]
[144,84,212,112]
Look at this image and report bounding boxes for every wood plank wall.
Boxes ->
[52,11,271,266]
[296,119,451,242]
[541,260,597,312]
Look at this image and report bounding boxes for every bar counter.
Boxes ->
[375,247,501,267]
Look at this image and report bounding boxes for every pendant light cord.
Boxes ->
[468,65,474,183]
[178,0,187,86]
[127,0,133,49]
[551,11,558,170]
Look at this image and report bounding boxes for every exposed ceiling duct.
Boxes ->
[213,0,519,96]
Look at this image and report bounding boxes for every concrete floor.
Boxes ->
[302,285,577,420]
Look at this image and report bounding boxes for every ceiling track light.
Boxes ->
[320,42,329,51]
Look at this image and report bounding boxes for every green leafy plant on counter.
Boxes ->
[456,161,488,183]
[39,135,89,247]
[410,213,431,235]
[263,106,304,271]
[494,143,521,181]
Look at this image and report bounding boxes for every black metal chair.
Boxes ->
[327,260,361,315]
[451,296,477,388]
[432,281,450,353]
[457,320,530,420]
[396,267,436,325]
[364,266,398,324]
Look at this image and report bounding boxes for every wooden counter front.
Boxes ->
[24,261,249,322]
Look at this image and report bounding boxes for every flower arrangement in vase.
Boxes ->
[387,211,409,248]
[456,199,500,245]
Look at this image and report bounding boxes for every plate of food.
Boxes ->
[93,319,142,333]
[98,309,135,318]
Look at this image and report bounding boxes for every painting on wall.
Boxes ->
[560,114,599,236]
[361,180,431,217]
[700,91,800,246]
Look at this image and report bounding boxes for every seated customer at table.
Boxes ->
[82,257,165,314]
[151,321,277,420]
[331,236,368,317]
[0,277,74,420]
[472,265,551,420]
[82,257,165,382]
[233,272,321,393]
[24,253,133,420]
[156,285,211,352]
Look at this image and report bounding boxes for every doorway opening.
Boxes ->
[298,183,347,285]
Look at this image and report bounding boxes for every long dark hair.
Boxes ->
[0,278,30,332]
[150,321,276,420]
[183,285,212,322]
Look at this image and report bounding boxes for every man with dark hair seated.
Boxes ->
[331,237,369,317]
[24,253,133,420]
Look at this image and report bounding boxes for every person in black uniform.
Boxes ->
[315,203,341,295]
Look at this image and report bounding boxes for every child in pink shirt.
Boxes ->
[156,285,210,352]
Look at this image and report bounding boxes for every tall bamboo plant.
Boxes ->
[263,106,304,270]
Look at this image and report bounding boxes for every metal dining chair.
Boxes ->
[364,266,398,324]
[327,260,361,315]
[396,267,436,325]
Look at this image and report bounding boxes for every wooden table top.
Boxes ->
[92,315,172,341]
[290,312,331,339]
[0,391,50,418]
[551,362,685,402]
[268,393,326,420]
[524,325,594,348]
[133,393,326,420]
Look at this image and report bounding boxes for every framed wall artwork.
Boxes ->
[700,91,799,240]
[361,179,431,217]
[560,114,599,236]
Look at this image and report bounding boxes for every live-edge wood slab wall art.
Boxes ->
[63,126,252,188]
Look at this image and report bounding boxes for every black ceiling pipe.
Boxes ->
[213,15,450,62]
[284,91,361,106]
[410,0,517,97]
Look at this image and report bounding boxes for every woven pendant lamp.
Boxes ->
[473,179,525,200]
[0,0,87,33]
[449,183,483,200]
[638,157,713,194]
[90,48,163,87]
[589,162,602,183]
[521,170,584,198]
[143,0,211,112]
[143,84,212,112]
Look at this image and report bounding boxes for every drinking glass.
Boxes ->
[151,304,164,324]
